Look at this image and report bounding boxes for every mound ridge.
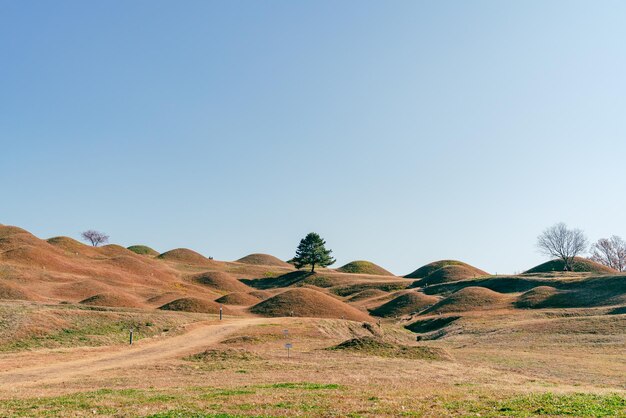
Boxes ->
[370,291,439,317]
[236,253,292,268]
[215,292,262,306]
[412,264,486,287]
[515,286,560,309]
[405,260,487,279]
[80,292,144,308]
[329,336,452,360]
[158,248,214,266]
[250,288,370,321]
[337,260,393,276]
[159,297,231,314]
[47,236,100,256]
[422,286,509,315]
[193,271,251,293]
[348,289,389,302]
[525,257,616,274]
[0,282,34,301]
[127,245,159,256]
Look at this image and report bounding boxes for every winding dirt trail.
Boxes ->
[0,317,269,389]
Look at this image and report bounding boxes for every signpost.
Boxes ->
[129,328,134,345]
[219,305,223,321]
[283,329,289,339]
[285,343,292,358]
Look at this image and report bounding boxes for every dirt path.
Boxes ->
[0,317,269,389]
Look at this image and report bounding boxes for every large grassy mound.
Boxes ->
[524,257,616,274]
[329,336,451,360]
[370,291,439,317]
[215,292,262,306]
[413,264,487,287]
[158,248,214,266]
[236,253,292,268]
[127,245,159,256]
[250,288,370,321]
[515,286,561,309]
[80,292,144,308]
[337,260,393,276]
[159,297,231,314]
[422,286,509,315]
[0,282,35,301]
[193,271,251,293]
[405,260,487,279]
[47,236,100,256]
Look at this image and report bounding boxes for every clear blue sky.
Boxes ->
[1,1,625,275]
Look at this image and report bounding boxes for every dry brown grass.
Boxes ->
[235,253,292,268]
[370,290,439,317]
[215,292,263,306]
[250,288,372,321]
[159,297,233,314]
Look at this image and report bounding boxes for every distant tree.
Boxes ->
[590,235,626,272]
[81,230,109,247]
[536,223,588,271]
[292,232,336,273]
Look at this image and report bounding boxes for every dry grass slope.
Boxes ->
[525,257,616,274]
[422,286,510,315]
[214,292,262,306]
[80,292,144,308]
[159,297,231,314]
[250,288,371,321]
[337,260,393,276]
[235,253,292,268]
[127,245,159,256]
[370,291,439,317]
[158,248,214,266]
[405,259,488,279]
[193,271,251,293]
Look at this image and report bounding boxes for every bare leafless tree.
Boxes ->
[536,223,588,271]
[81,230,109,247]
[590,235,626,272]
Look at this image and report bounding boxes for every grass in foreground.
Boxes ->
[0,386,623,417]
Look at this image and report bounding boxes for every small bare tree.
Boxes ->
[536,223,588,271]
[81,230,109,247]
[590,236,626,272]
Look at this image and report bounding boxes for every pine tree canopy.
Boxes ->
[292,232,336,272]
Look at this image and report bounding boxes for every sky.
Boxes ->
[1,1,625,275]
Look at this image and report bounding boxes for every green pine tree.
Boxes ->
[292,232,336,273]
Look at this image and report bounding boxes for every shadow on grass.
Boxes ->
[241,271,314,289]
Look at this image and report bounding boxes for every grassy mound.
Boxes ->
[347,289,389,302]
[193,271,251,293]
[97,244,135,257]
[47,236,98,256]
[515,286,561,309]
[405,316,460,334]
[405,260,487,279]
[159,297,231,314]
[0,282,34,301]
[250,288,370,321]
[370,291,439,317]
[414,264,487,287]
[525,257,616,274]
[236,253,292,268]
[215,292,262,306]
[158,248,214,266]
[422,286,509,314]
[337,260,393,276]
[329,336,451,360]
[79,292,144,308]
[127,245,159,256]
[185,348,260,362]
